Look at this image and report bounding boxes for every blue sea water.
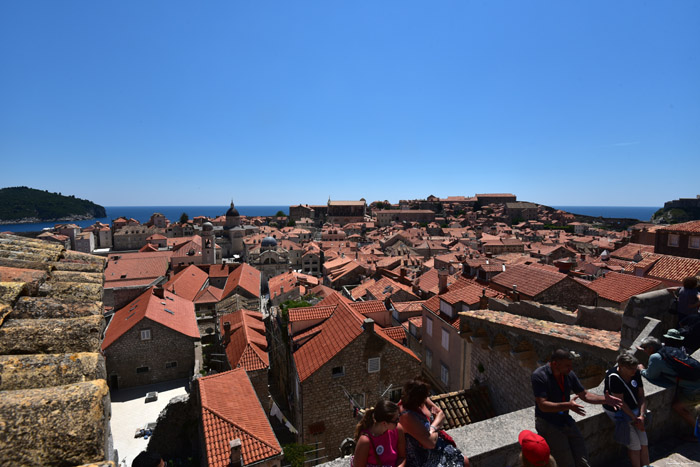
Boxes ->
[553,206,660,221]
[1,205,288,233]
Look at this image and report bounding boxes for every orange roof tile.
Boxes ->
[102,287,200,349]
[288,305,336,322]
[646,255,700,284]
[223,263,261,299]
[220,310,269,371]
[587,272,662,304]
[194,286,223,304]
[104,253,170,285]
[440,277,504,307]
[490,264,567,297]
[381,326,407,343]
[199,369,282,466]
[163,264,209,301]
[349,301,386,315]
[393,301,426,313]
[610,243,655,261]
[658,220,700,233]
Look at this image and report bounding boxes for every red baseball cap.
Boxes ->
[518,430,550,466]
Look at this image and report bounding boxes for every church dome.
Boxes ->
[202,222,213,231]
[261,236,278,248]
[226,201,240,218]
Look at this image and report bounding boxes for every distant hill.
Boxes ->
[652,196,700,224]
[0,187,106,224]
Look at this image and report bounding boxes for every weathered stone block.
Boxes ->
[0,281,26,305]
[12,296,103,319]
[0,380,110,466]
[39,281,103,302]
[0,352,106,390]
[52,261,105,273]
[0,316,105,354]
[51,270,104,285]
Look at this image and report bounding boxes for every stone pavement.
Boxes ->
[110,378,189,467]
[649,436,700,467]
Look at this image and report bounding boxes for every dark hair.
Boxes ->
[683,276,699,289]
[519,452,558,467]
[550,349,572,362]
[132,451,162,467]
[640,336,662,353]
[617,351,639,369]
[400,378,431,411]
[354,399,399,441]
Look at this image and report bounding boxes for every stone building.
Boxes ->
[291,294,420,460]
[101,286,200,389]
[327,200,366,225]
[654,220,700,260]
[114,224,165,250]
[375,209,436,227]
[0,233,113,465]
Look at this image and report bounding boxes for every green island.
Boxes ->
[0,186,106,224]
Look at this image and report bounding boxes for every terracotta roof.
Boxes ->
[416,268,458,295]
[587,272,662,304]
[490,264,567,297]
[288,305,336,322]
[194,286,223,304]
[102,287,200,349]
[316,290,353,306]
[104,253,170,285]
[440,277,504,307]
[349,300,387,315]
[430,386,496,430]
[610,243,655,261]
[199,369,282,467]
[658,220,700,234]
[366,276,419,302]
[223,263,261,299]
[220,310,269,371]
[646,255,700,284]
[209,264,230,278]
[351,278,376,300]
[163,264,209,301]
[393,301,426,313]
[381,325,407,343]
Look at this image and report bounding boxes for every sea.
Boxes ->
[1,205,288,233]
[1,205,661,233]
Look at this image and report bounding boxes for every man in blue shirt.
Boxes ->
[532,349,622,467]
[638,336,700,436]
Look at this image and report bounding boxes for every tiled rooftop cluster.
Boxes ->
[0,233,111,465]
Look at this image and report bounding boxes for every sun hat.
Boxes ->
[663,329,685,341]
[518,430,550,466]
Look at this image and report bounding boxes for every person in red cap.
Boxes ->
[518,430,557,467]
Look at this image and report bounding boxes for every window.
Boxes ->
[165,361,177,369]
[140,329,151,340]
[440,363,449,386]
[332,366,345,378]
[136,366,149,374]
[368,357,381,373]
[387,387,402,403]
[441,328,450,351]
[351,393,366,409]
[426,316,433,336]
[690,237,700,249]
[668,234,680,247]
[425,348,433,370]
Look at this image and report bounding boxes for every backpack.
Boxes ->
[659,346,700,381]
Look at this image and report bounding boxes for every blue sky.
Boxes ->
[1,1,698,207]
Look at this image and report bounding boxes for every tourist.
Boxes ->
[603,352,649,467]
[638,336,700,440]
[352,399,405,467]
[518,430,557,467]
[399,378,469,466]
[677,276,700,323]
[531,349,622,467]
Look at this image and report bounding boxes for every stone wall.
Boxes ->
[486,298,622,331]
[620,288,676,349]
[299,328,420,461]
[104,320,196,389]
[535,277,597,311]
[470,343,534,415]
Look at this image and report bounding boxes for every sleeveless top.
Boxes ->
[400,407,464,467]
[361,428,399,466]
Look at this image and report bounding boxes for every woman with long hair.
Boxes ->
[398,378,469,467]
[352,399,405,467]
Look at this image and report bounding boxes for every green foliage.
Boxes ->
[180,212,189,224]
[283,443,313,467]
[279,297,312,322]
[287,219,296,226]
[0,186,106,221]
[276,210,286,217]
[543,224,573,232]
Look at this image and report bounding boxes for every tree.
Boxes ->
[180,212,189,224]
[275,210,286,217]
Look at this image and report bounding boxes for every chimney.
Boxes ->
[438,268,449,294]
[400,267,406,278]
[362,318,375,333]
[153,286,164,299]
[229,438,242,467]
[479,288,489,309]
[223,321,231,332]
[512,284,519,302]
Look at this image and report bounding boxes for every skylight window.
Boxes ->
[164,308,174,315]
